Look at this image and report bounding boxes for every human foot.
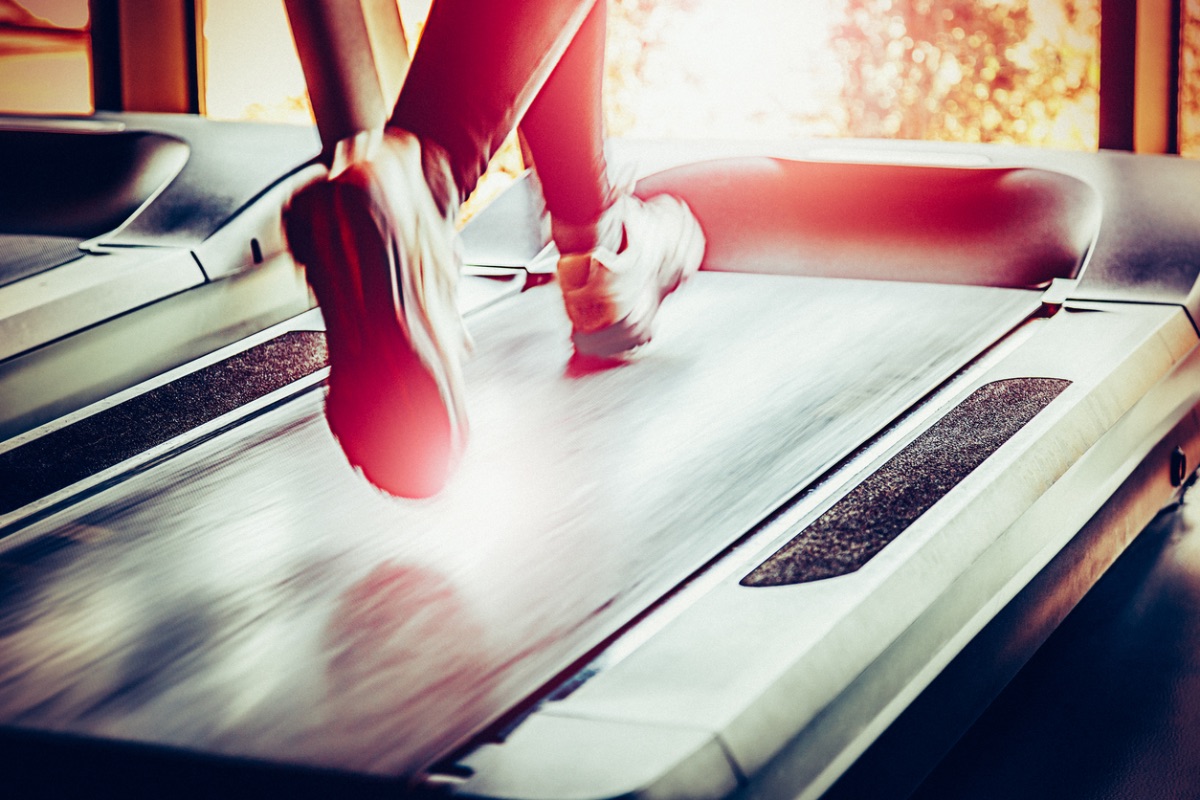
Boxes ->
[556,193,705,358]
[286,131,468,498]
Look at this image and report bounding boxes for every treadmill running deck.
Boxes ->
[0,272,1040,778]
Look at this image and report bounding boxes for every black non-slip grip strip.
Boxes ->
[0,233,85,288]
[0,331,329,515]
[742,377,1071,587]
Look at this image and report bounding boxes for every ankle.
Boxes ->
[417,137,461,221]
[383,129,461,220]
[551,196,626,255]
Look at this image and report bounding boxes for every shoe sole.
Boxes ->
[286,172,454,498]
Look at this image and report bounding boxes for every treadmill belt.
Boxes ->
[0,233,84,288]
[0,273,1041,778]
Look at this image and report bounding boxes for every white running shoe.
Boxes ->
[557,193,705,358]
[285,131,469,498]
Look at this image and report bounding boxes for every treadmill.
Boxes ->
[3,73,1200,800]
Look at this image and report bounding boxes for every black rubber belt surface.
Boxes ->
[742,377,1071,586]
[0,331,328,516]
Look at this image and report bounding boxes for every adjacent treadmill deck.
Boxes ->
[0,272,1039,779]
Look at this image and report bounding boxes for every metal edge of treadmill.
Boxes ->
[449,302,1200,800]
[0,247,205,363]
[0,251,315,442]
[0,307,327,455]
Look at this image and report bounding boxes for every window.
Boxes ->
[197,0,1194,161]
[607,0,1100,149]
[200,0,308,123]
[1182,0,1200,157]
[0,0,91,114]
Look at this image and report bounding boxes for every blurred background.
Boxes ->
[2,0,1197,206]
